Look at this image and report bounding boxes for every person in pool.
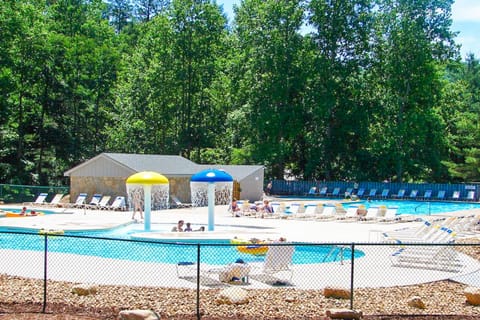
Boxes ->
[171,220,184,232]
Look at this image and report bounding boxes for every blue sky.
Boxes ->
[217,0,480,60]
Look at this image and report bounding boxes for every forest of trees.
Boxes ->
[1,0,479,186]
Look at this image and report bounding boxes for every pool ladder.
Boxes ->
[415,202,431,215]
[323,245,347,265]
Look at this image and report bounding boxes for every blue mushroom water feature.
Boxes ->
[190,169,233,231]
[126,171,169,231]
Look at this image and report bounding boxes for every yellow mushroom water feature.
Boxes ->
[126,171,169,231]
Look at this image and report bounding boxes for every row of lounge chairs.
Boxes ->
[382,215,480,273]
[307,187,476,202]
[26,193,127,211]
[236,201,400,222]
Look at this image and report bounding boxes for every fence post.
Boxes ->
[350,243,355,310]
[42,234,48,313]
[196,244,201,320]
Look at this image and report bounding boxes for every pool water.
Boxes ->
[1,208,57,215]
[0,226,364,265]
[343,200,480,215]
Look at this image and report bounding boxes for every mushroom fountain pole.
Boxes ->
[126,171,169,232]
[207,182,215,231]
[191,169,233,232]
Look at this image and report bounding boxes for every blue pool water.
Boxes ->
[0,224,364,265]
[343,200,480,215]
[1,207,57,215]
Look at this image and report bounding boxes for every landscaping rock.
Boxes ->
[464,286,480,306]
[119,309,160,320]
[324,287,351,299]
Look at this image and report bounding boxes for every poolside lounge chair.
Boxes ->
[465,191,476,202]
[44,193,65,207]
[342,205,361,220]
[409,190,418,199]
[451,191,461,201]
[380,189,390,199]
[108,196,126,211]
[296,203,320,219]
[306,187,317,196]
[363,206,380,221]
[394,189,406,199]
[378,206,399,222]
[203,259,252,284]
[171,195,192,208]
[436,190,446,200]
[94,195,111,210]
[422,190,432,200]
[328,187,341,198]
[318,187,328,197]
[86,194,102,209]
[26,193,48,206]
[316,205,336,220]
[390,245,463,272]
[345,188,353,197]
[356,188,365,198]
[270,202,285,216]
[250,243,295,285]
[70,193,88,208]
[368,189,377,198]
[279,203,301,218]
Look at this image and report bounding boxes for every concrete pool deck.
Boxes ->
[1,203,480,289]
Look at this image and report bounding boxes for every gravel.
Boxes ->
[1,239,480,319]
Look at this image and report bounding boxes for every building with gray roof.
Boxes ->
[64,153,264,208]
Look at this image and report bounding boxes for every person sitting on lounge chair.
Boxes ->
[229,199,242,217]
[258,199,274,218]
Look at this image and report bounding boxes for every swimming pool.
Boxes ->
[0,225,364,265]
[0,207,57,216]
[343,200,480,215]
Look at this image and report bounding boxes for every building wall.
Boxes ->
[70,176,128,206]
[69,176,194,207]
[239,168,264,201]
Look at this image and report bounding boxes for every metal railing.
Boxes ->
[0,231,479,319]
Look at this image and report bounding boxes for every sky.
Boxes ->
[217,0,480,60]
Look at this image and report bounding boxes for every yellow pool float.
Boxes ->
[231,238,269,256]
[39,229,64,236]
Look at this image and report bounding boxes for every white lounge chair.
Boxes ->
[390,245,463,272]
[69,193,88,208]
[44,193,65,207]
[296,203,319,219]
[250,244,295,284]
[26,193,48,206]
[108,196,126,211]
[363,206,380,221]
[278,203,301,218]
[316,205,336,220]
[86,194,102,209]
[92,195,111,210]
[378,206,399,222]
[171,195,191,208]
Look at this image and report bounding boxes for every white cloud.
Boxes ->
[452,0,480,21]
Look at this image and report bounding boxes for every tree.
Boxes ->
[306,0,374,180]
[368,0,456,182]
[233,0,307,179]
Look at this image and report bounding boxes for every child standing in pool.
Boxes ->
[131,193,143,220]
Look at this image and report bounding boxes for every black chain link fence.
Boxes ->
[1,231,480,318]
